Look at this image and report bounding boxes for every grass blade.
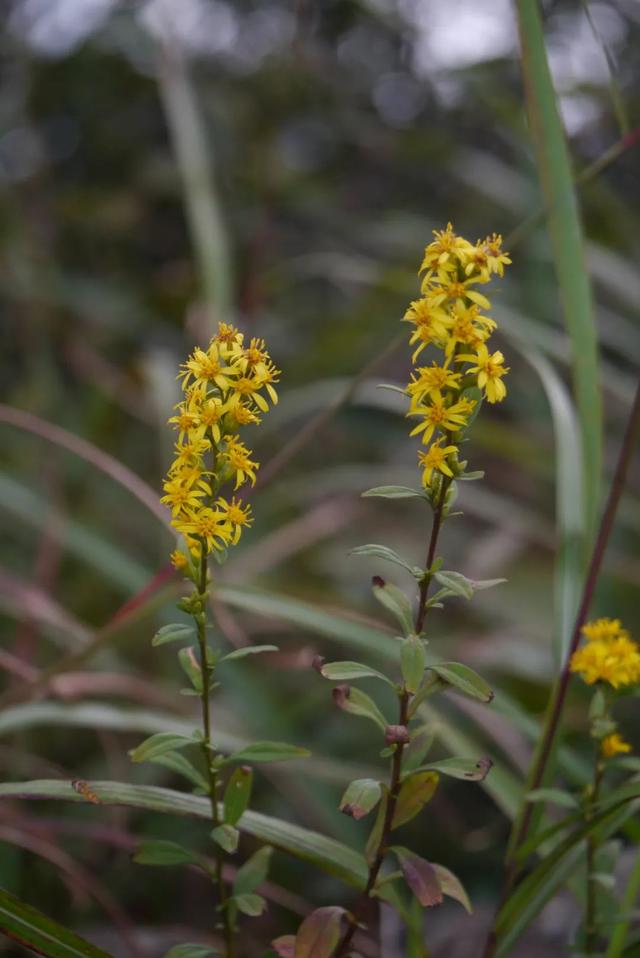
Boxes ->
[0,780,368,890]
[517,0,602,534]
[0,886,113,958]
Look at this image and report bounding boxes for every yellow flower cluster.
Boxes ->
[161,323,279,561]
[402,224,510,488]
[601,732,631,758]
[570,617,640,689]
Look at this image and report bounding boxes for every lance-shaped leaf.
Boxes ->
[211,824,239,854]
[415,757,493,782]
[149,752,208,791]
[234,893,266,917]
[361,485,428,500]
[392,771,439,829]
[428,663,494,704]
[392,847,443,907]
[319,661,394,687]
[233,846,273,896]
[365,789,389,865]
[332,685,388,732]
[433,570,474,600]
[400,635,426,694]
[339,779,382,820]
[222,742,310,765]
[432,863,472,913]
[164,946,218,958]
[0,886,114,958]
[293,906,348,958]
[372,577,414,635]
[178,647,203,693]
[402,725,436,772]
[351,544,422,578]
[223,766,253,825]
[152,623,195,647]
[129,732,195,763]
[219,645,278,664]
[134,839,203,867]
[526,787,578,809]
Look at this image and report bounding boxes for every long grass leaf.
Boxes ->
[0,887,113,958]
[517,0,602,535]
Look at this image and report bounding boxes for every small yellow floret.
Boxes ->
[601,733,631,758]
[418,440,458,487]
[570,636,640,689]
[582,617,629,643]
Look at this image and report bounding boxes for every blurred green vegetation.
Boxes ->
[0,1,639,955]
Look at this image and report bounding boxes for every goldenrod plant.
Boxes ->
[131,323,309,958]
[271,225,513,956]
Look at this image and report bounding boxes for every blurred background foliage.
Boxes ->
[0,0,639,955]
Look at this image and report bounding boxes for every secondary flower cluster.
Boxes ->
[402,224,510,488]
[160,323,279,563]
[570,617,638,757]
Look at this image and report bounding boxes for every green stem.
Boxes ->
[585,759,604,954]
[196,548,235,958]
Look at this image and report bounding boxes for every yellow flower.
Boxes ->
[408,397,476,444]
[160,471,211,517]
[170,550,189,571]
[458,343,509,403]
[570,636,640,689]
[601,733,631,758]
[188,396,226,444]
[418,440,458,486]
[178,344,241,391]
[167,404,200,443]
[172,506,232,553]
[419,223,475,273]
[406,362,461,404]
[463,234,511,280]
[582,617,629,643]
[216,496,253,544]
[223,436,259,489]
[422,275,492,311]
[403,298,452,361]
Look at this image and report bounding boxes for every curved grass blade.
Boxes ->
[516,0,602,535]
[0,886,113,958]
[0,780,368,890]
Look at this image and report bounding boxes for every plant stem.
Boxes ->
[585,759,604,954]
[335,479,451,956]
[481,380,640,958]
[196,549,235,958]
[604,845,640,958]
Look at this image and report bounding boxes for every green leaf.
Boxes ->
[319,661,394,687]
[407,674,444,717]
[431,863,472,913]
[417,757,493,782]
[163,945,218,958]
[134,839,201,867]
[234,893,266,917]
[0,886,114,958]
[526,788,578,809]
[178,647,203,693]
[0,780,370,889]
[400,636,426,694]
[152,623,195,647]
[372,578,414,635]
[223,767,253,826]
[433,571,473,600]
[361,486,428,500]
[148,752,209,791]
[516,0,601,533]
[429,663,494,704]
[392,771,439,829]
[129,732,195,763]
[365,789,388,865]
[402,725,436,773]
[339,779,382,820]
[211,825,239,854]
[233,847,273,896]
[351,544,421,578]
[392,847,442,907]
[293,906,347,958]
[223,742,310,765]
[219,645,279,663]
[332,685,388,732]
